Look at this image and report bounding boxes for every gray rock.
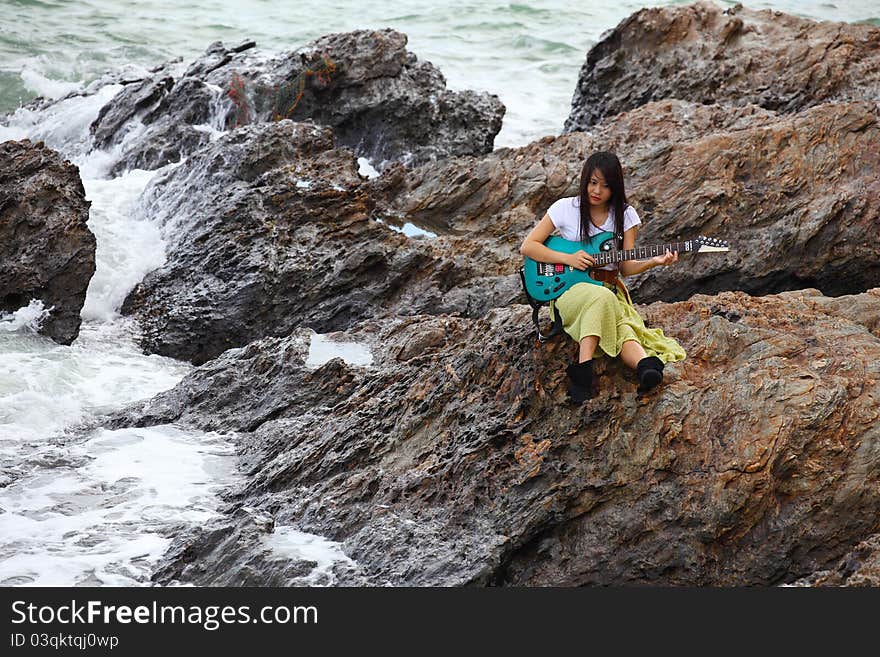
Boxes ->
[0,139,95,344]
[86,29,504,174]
[119,120,520,364]
[105,288,880,585]
[565,1,880,131]
[384,98,880,302]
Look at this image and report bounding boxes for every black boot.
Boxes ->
[565,360,594,404]
[636,356,664,393]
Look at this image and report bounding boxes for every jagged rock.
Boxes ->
[252,30,505,166]
[607,100,880,301]
[565,1,880,131]
[386,100,779,238]
[0,139,94,344]
[91,76,176,150]
[791,533,880,586]
[91,75,217,175]
[123,96,880,365]
[107,287,880,585]
[87,29,504,175]
[151,506,363,586]
[120,120,519,365]
[383,98,880,301]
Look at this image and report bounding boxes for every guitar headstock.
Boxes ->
[694,235,730,253]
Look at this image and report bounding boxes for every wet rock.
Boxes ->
[111,288,880,585]
[152,506,363,586]
[120,120,519,365]
[91,76,218,176]
[87,29,504,174]
[0,139,94,344]
[565,1,880,131]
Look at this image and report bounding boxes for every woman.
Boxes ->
[520,151,686,403]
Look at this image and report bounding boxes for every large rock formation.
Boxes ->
[382,98,880,302]
[0,139,94,344]
[120,120,521,364]
[121,94,880,364]
[597,99,880,301]
[88,30,504,175]
[565,1,880,131]
[105,287,880,585]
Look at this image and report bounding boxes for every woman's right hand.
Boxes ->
[566,250,595,270]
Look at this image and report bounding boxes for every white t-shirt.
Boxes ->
[546,196,642,271]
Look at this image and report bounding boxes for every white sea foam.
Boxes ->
[0,83,121,157]
[0,425,238,586]
[264,526,356,585]
[0,300,52,334]
[81,169,168,321]
[20,67,81,100]
[306,332,373,368]
[0,320,190,444]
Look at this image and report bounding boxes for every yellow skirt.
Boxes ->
[551,281,686,364]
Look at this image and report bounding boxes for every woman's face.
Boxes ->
[587,168,612,208]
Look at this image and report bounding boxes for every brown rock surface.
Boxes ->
[110,287,880,585]
[606,100,880,301]
[565,1,880,131]
[384,98,880,301]
[0,139,95,344]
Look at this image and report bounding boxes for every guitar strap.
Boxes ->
[519,267,564,342]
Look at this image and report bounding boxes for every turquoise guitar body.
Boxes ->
[522,232,620,301]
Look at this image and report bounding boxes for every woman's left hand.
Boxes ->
[651,249,679,267]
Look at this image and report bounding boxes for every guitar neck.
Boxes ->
[593,240,692,266]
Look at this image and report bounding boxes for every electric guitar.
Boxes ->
[522,231,730,301]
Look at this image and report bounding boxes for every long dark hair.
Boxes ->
[577,151,628,246]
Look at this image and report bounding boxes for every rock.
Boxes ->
[109,288,880,585]
[384,98,880,301]
[91,76,217,175]
[288,31,505,166]
[123,95,880,365]
[87,29,504,174]
[151,506,363,586]
[791,533,880,586]
[0,139,95,344]
[565,1,880,131]
[120,120,520,364]
[608,100,880,302]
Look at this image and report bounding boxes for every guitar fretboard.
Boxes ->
[593,241,692,266]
